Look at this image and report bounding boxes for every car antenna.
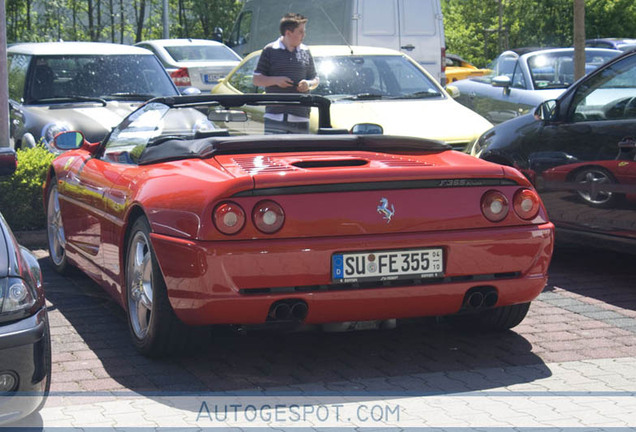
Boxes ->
[317,3,354,55]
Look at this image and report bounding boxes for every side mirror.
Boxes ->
[52,131,85,151]
[212,27,224,42]
[535,99,558,122]
[0,148,18,177]
[351,123,383,135]
[491,75,512,88]
[445,85,460,99]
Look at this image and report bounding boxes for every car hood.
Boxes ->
[26,101,142,142]
[329,98,493,144]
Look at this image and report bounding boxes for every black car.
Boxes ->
[8,42,181,151]
[0,148,51,424]
[469,49,636,252]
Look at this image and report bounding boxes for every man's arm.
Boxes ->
[253,73,295,88]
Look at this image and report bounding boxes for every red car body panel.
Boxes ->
[47,140,554,326]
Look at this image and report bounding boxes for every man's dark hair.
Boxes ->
[279,13,308,35]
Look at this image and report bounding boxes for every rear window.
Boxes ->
[164,45,240,62]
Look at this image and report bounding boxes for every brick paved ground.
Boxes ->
[6,245,636,429]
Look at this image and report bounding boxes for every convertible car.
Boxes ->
[44,94,554,357]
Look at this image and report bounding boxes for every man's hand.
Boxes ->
[273,76,295,88]
[297,78,320,92]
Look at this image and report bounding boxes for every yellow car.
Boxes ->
[445,53,490,83]
[212,46,492,151]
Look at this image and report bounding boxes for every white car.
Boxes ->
[135,39,242,92]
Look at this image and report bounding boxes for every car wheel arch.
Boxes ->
[565,164,618,183]
[122,206,149,263]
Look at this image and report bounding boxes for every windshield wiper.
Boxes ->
[391,91,442,100]
[333,93,385,101]
[30,96,107,106]
[105,92,156,101]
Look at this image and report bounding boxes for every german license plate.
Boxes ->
[203,74,222,84]
[332,248,444,283]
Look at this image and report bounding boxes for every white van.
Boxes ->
[227,0,447,84]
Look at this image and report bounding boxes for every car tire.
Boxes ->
[572,167,622,208]
[125,217,188,357]
[450,302,531,331]
[46,181,71,274]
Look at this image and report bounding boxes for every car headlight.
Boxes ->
[41,122,72,148]
[0,278,37,322]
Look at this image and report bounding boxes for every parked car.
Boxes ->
[43,93,553,357]
[134,39,241,92]
[448,47,621,124]
[467,48,636,252]
[212,46,493,151]
[7,42,180,151]
[445,53,490,83]
[0,148,51,424]
[586,38,636,52]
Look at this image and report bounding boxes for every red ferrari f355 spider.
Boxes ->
[44,94,554,357]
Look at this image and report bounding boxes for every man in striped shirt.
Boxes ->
[253,13,320,134]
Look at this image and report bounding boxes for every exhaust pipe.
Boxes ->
[290,301,308,320]
[269,303,291,320]
[483,291,498,308]
[268,300,308,322]
[466,291,484,309]
[462,287,498,311]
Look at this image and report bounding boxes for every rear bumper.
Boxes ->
[152,224,554,326]
[0,308,51,425]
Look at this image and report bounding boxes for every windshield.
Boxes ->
[99,95,443,166]
[164,45,241,62]
[28,54,178,103]
[102,96,331,164]
[312,55,442,99]
[528,51,620,89]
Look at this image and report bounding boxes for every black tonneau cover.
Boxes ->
[138,134,450,165]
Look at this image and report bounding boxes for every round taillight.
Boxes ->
[213,201,245,235]
[481,190,509,222]
[513,189,540,220]
[252,200,285,234]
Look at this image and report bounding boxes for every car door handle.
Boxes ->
[618,136,636,149]
[400,44,415,51]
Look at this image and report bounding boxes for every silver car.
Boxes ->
[135,39,242,92]
[449,47,620,124]
[8,42,180,150]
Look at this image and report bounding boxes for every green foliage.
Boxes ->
[5,0,243,44]
[443,0,636,67]
[0,147,55,231]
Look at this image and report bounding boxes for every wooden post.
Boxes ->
[574,0,586,80]
[0,0,10,147]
